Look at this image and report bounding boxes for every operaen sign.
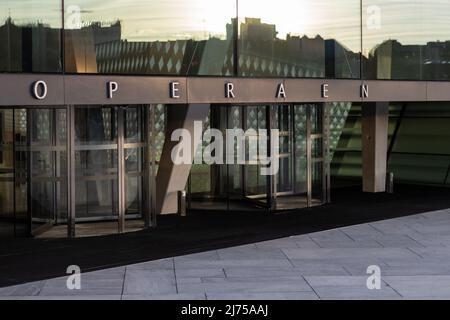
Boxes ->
[26,79,370,101]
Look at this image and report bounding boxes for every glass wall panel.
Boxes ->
[388,102,450,185]
[363,0,450,80]
[238,0,361,78]
[0,1,62,73]
[330,103,363,186]
[64,0,236,75]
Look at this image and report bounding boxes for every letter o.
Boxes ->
[32,80,48,100]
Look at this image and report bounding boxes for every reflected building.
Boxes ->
[0,17,61,73]
[62,17,359,78]
[367,40,450,80]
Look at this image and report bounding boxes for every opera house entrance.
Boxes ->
[188,104,329,212]
[0,103,329,238]
[0,106,153,238]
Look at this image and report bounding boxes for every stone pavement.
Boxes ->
[2,208,450,300]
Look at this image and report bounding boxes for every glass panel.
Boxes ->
[363,0,450,80]
[190,112,211,197]
[64,0,236,75]
[0,110,14,237]
[0,108,68,237]
[75,107,118,221]
[311,104,323,134]
[330,103,362,186]
[0,1,62,72]
[294,105,308,195]
[238,0,361,78]
[14,110,28,234]
[270,104,316,210]
[312,161,324,204]
[312,138,324,159]
[154,104,166,176]
[276,105,293,193]
[243,106,268,205]
[124,106,144,219]
[388,102,450,185]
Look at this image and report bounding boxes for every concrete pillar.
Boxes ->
[362,102,389,193]
[156,104,210,214]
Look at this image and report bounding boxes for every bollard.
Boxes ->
[178,190,187,217]
[386,172,394,194]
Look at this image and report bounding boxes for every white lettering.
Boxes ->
[361,84,369,98]
[322,83,329,98]
[225,82,235,98]
[276,83,286,98]
[107,81,118,99]
[32,80,48,100]
[170,82,180,99]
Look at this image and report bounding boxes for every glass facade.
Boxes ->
[64,0,236,75]
[0,105,153,238]
[238,0,361,78]
[2,0,450,79]
[331,102,450,187]
[363,0,450,80]
[0,1,62,73]
[1,1,449,239]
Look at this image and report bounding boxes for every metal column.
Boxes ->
[144,105,157,228]
[117,107,125,233]
[306,106,313,208]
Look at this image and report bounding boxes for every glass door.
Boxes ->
[73,105,150,235]
[243,105,270,208]
[24,109,67,235]
[309,104,329,206]
[75,106,119,223]
[123,106,149,232]
[0,108,67,237]
[271,104,328,210]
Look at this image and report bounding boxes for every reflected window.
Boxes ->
[0,0,62,73]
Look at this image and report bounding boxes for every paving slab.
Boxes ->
[2,208,450,300]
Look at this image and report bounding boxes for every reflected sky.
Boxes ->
[1,0,450,56]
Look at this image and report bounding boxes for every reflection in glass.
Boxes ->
[187,104,327,212]
[0,110,15,237]
[64,0,236,75]
[124,106,145,218]
[363,0,450,80]
[238,0,361,78]
[75,107,118,220]
[0,108,67,237]
[0,1,62,72]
